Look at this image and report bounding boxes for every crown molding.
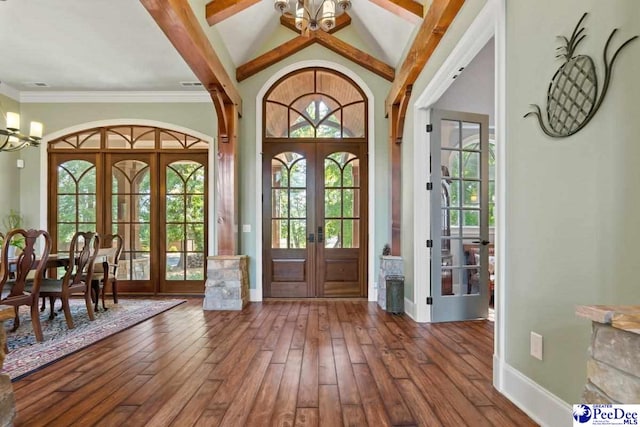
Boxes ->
[0,82,20,101]
[19,90,212,103]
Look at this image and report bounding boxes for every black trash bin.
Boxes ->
[385,275,404,314]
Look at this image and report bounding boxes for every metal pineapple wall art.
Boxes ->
[525,13,637,138]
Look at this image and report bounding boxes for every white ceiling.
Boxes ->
[0,0,421,94]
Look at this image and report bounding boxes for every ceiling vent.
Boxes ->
[180,81,203,87]
[25,82,50,88]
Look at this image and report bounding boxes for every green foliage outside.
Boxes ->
[449,142,496,227]
[57,160,205,280]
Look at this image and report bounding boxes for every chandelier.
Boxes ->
[0,111,43,152]
[274,0,351,33]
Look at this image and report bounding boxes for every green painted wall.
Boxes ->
[504,0,640,403]
[17,102,216,228]
[0,93,21,222]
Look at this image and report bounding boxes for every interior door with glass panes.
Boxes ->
[263,143,316,297]
[430,109,490,322]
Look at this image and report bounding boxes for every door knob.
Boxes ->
[317,226,324,243]
[308,233,315,243]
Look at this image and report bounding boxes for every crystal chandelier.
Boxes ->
[274,0,351,33]
[0,111,43,152]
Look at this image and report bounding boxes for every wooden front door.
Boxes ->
[263,141,367,298]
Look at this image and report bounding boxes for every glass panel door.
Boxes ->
[160,153,207,294]
[316,144,367,297]
[430,109,490,322]
[106,153,156,293]
[263,143,315,297]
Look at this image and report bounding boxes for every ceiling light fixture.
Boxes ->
[274,0,351,34]
[0,111,43,152]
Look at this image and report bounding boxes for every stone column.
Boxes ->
[577,305,640,403]
[0,305,16,426]
[377,256,403,310]
[204,255,249,310]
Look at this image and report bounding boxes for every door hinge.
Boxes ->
[426,297,433,305]
[426,124,433,132]
[426,182,433,190]
[426,239,433,248]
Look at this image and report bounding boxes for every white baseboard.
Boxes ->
[403,297,417,320]
[496,359,571,427]
[250,288,261,302]
[370,286,378,302]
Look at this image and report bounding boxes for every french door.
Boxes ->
[49,150,207,294]
[430,109,490,322]
[262,141,367,298]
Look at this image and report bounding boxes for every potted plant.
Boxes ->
[1,209,25,257]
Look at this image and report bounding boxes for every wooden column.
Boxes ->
[216,100,239,255]
[389,103,402,256]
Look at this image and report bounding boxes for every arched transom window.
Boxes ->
[264,68,366,139]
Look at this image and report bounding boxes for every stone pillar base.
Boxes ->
[377,256,403,310]
[204,255,249,311]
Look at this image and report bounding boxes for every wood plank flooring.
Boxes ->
[11,299,536,426]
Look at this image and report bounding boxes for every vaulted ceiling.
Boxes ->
[0,0,428,93]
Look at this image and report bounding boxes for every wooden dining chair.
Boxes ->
[0,229,52,342]
[39,231,100,329]
[91,233,123,311]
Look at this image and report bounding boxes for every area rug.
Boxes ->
[2,298,185,381]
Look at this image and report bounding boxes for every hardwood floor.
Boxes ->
[12,298,536,426]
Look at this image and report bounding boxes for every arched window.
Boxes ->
[48,125,208,294]
[264,68,366,139]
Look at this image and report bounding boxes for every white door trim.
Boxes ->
[254,60,376,302]
[412,0,496,322]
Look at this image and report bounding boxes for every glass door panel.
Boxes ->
[164,161,206,281]
[160,154,207,294]
[110,158,153,290]
[317,144,367,297]
[263,144,315,298]
[431,109,489,322]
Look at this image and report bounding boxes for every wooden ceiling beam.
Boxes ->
[236,36,316,82]
[369,0,423,24]
[386,0,464,112]
[280,13,352,34]
[140,0,242,114]
[206,0,261,26]
[313,31,395,81]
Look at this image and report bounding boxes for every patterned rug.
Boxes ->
[2,298,185,381]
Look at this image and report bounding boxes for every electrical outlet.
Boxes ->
[530,332,543,360]
[242,224,251,233]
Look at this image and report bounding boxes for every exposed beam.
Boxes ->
[237,30,394,82]
[369,0,423,24]
[313,31,395,81]
[389,102,402,255]
[206,0,261,26]
[280,13,352,34]
[140,0,242,114]
[386,0,465,111]
[217,102,239,255]
[237,36,316,82]
[386,0,465,256]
